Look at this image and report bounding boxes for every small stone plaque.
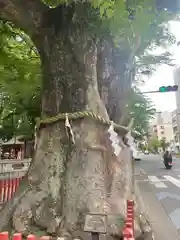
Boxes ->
[84,213,107,233]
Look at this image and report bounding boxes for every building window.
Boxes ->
[161,131,164,135]
[173,126,178,133]
[160,125,164,129]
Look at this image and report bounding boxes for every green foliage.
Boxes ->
[42,0,175,52]
[41,0,177,92]
[160,137,169,150]
[126,88,155,138]
[138,142,148,151]
[148,136,160,152]
[0,21,41,140]
[148,137,170,152]
[136,51,175,79]
[92,0,174,50]
[136,24,176,78]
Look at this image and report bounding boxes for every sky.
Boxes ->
[140,21,180,112]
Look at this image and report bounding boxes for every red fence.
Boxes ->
[0,232,49,240]
[0,177,23,203]
[0,229,134,240]
[0,177,135,240]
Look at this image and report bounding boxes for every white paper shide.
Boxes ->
[108,124,122,156]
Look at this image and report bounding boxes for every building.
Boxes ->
[151,111,172,125]
[172,109,180,151]
[149,111,174,144]
[174,67,180,110]
[172,67,180,150]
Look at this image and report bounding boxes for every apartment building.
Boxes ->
[172,109,180,151]
[174,67,180,110]
[150,111,174,143]
[173,67,180,150]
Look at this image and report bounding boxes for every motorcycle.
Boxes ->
[164,160,172,169]
[163,151,172,170]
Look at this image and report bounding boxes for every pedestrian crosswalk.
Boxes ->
[147,175,180,188]
[148,176,167,188]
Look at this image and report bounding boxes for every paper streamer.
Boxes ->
[108,123,122,156]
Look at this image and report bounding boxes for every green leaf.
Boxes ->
[126,88,156,137]
[0,21,40,140]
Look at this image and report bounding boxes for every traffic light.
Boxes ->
[159,85,178,92]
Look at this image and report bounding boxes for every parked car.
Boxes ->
[144,150,149,155]
[132,149,142,161]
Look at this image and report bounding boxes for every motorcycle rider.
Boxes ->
[163,150,172,168]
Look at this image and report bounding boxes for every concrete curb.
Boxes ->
[135,182,180,240]
[134,182,154,240]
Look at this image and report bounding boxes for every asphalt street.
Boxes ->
[135,154,180,239]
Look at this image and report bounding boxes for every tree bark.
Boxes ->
[0,25,131,238]
[0,3,152,240]
[0,0,48,37]
[97,40,128,125]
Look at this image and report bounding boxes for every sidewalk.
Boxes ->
[136,182,180,240]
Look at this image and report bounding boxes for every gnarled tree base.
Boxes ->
[0,120,152,240]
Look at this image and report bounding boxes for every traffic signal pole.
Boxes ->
[141,90,163,94]
[141,85,178,94]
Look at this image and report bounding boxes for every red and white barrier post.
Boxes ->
[123,200,135,240]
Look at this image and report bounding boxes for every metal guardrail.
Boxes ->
[0,159,31,180]
[0,159,31,174]
[0,159,31,164]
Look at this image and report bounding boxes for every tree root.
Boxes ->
[0,127,153,240]
[0,188,153,240]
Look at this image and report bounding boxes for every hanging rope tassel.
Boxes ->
[65,113,75,144]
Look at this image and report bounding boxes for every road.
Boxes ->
[135,154,180,240]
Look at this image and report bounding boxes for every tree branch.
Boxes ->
[0,0,48,36]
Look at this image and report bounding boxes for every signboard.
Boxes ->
[84,213,107,233]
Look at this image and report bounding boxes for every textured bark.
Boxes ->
[0,2,152,240]
[0,29,128,237]
[97,34,141,125]
[0,0,48,37]
[97,38,131,124]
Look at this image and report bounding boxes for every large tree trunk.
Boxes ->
[0,3,152,240]
[0,27,121,230]
[97,38,132,125]
[0,29,132,238]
